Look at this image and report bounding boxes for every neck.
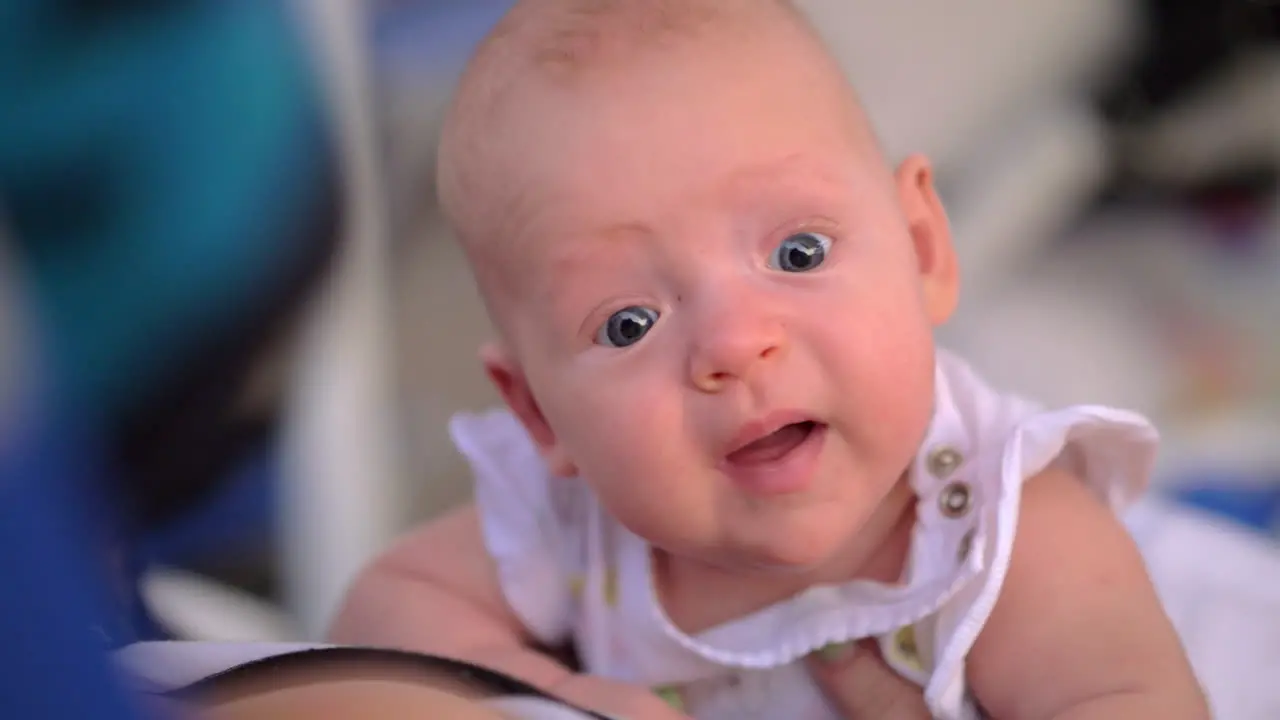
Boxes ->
[795,478,918,587]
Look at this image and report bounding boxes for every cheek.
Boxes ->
[547,370,712,545]
[808,276,937,447]
[816,263,933,359]
[822,314,934,414]
[544,362,685,475]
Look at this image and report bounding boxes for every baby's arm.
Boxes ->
[329,505,690,719]
[966,467,1209,719]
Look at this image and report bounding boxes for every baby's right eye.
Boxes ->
[596,306,660,348]
[769,231,832,273]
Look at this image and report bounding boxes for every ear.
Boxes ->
[895,154,959,326]
[479,342,578,478]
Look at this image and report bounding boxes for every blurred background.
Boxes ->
[1,0,1278,717]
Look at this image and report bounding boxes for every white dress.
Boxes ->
[449,350,1158,719]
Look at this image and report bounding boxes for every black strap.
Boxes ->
[163,646,611,719]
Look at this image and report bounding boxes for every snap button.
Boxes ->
[927,446,963,479]
[653,685,685,712]
[892,625,923,671]
[939,481,973,518]
[603,568,619,607]
[957,529,976,563]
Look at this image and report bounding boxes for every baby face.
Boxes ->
[479,28,957,574]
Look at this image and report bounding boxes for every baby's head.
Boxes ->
[441,0,959,574]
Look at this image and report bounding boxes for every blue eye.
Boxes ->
[769,232,832,272]
[596,306,660,347]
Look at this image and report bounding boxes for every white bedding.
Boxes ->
[1125,500,1280,719]
[118,499,1280,719]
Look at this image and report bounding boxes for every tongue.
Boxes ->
[727,423,810,465]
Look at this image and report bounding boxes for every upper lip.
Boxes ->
[723,410,819,457]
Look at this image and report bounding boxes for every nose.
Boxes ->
[688,300,787,394]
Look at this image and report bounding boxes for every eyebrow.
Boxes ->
[585,154,845,239]
[722,152,852,196]
[591,219,655,241]
[728,152,811,184]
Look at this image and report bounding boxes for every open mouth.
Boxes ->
[726,420,821,465]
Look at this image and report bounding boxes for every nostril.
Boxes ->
[760,345,780,360]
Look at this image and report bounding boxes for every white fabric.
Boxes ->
[451,350,1158,719]
[1125,501,1280,720]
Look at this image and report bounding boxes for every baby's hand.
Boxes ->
[551,673,692,720]
[805,640,930,719]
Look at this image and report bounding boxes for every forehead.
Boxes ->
[502,54,870,220]
[495,156,869,319]
[525,151,858,244]
[483,7,861,165]
[465,6,882,297]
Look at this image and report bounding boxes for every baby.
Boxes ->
[332,1,1208,718]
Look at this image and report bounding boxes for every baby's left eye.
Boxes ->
[596,305,660,348]
[768,232,832,272]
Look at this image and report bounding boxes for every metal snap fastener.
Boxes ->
[892,625,923,671]
[654,685,685,712]
[927,446,963,479]
[939,481,972,518]
[603,568,619,608]
[957,529,976,563]
[896,625,918,658]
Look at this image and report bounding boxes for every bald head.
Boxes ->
[441,1,829,228]
[485,0,805,76]
[437,0,883,339]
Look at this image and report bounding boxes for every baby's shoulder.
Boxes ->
[934,349,1157,492]
[449,409,596,528]
[912,354,1163,716]
[448,409,605,644]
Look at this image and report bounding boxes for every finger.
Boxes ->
[805,639,931,720]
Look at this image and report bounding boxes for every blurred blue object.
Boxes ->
[138,446,278,570]
[1172,476,1280,537]
[0,363,143,719]
[0,0,331,419]
[0,0,338,717]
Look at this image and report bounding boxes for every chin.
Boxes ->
[743,556,828,576]
[740,530,847,574]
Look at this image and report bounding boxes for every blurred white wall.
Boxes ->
[279,0,407,638]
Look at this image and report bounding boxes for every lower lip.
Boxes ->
[720,424,827,496]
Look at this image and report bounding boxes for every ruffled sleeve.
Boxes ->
[1003,405,1158,512]
[924,405,1159,719]
[449,409,583,646]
